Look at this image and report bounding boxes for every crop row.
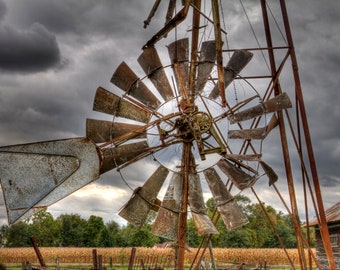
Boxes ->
[0,247,313,266]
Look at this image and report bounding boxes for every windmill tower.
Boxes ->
[0,1,335,269]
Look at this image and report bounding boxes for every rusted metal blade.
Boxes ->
[228,115,279,140]
[118,166,169,227]
[0,138,100,224]
[111,62,160,109]
[151,172,182,240]
[260,161,278,186]
[138,46,173,101]
[209,50,253,99]
[100,140,149,174]
[195,40,216,95]
[167,38,189,96]
[188,173,218,235]
[86,118,145,143]
[93,87,151,123]
[217,159,256,190]
[224,154,262,161]
[203,167,249,230]
[228,92,292,124]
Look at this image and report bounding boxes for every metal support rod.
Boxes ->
[260,0,307,268]
[188,0,201,103]
[176,142,192,270]
[30,236,46,268]
[211,0,226,107]
[279,0,336,269]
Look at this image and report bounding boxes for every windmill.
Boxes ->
[0,1,335,269]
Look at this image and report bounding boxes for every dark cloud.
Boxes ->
[0,22,61,72]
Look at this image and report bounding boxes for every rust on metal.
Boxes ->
[211,0,226,106]
[217,159,256,190]
[0,138,100,224]
[118,166,169,227]
[195,40,216,94]
[30,236,46,267]
[152,172,183,240]
[93,87,151,123]
[86,118,145,143]
[188,173,218,236]
[111,62,160,110]
[143,0,191,49]
[209,50,253,100]
[228,92,292,124]
[167,38,189,98]
[204,167,249,230]
[260,161,278,186]
[138,46,174,101]
[100,140,149,174]
[228,114,279,140]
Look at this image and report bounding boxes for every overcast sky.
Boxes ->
[0,0,339,227]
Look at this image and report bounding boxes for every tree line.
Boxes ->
[0,195,313,248]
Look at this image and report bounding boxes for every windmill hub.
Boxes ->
[147,96,228,172]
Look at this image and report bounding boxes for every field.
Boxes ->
[0,247,314,269]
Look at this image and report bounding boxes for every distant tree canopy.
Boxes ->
[0,195,313,248]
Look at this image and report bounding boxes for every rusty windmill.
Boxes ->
[0,1,335,269]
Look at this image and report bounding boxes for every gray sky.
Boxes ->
[0,0,339,227]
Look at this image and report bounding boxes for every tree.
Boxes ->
[29,209,60,246]
[5,221,31,247]
[106,220,125,247]
[84,215,106,247]
[57,214,87,247]
[120,223,159,247]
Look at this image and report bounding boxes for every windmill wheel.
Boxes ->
[86,38,292,239]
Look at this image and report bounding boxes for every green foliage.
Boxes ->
[0,195,303,248]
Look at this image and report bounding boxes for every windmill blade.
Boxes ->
[138,46,174,101]
[203,167,249,230]
[118,166,169,227]
[228,92,292,124]
[0,138,100,224]
[152,172,182,240]
[260,161,278,186]
[93,87,151,123]
[188,173,219,236]
[100,140,149,174]
[195,40,216,95]
[167,38,189,96]
[217,159,256,190]
[228,114,279,140]
[86,118,145,143]
[111,61,160,109]
[209,50,253,99]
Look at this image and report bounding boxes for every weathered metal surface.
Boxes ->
[217,159,256,190]
[308,202,340,226]
[204,167,249,230]
[228,114,279,139]
[0,138,100,224]
[86,118,145,143]
[111,61,160,110]
[100,140,149,174]
[188,173,218,236]
[118,166,169,227]
[260,161,278,186]
[224,154,262,161]
[138,46,173,101]
[195,40,216,94]
[152,172,182,240]
[209,50,253,99]
[167,38,189,96]
[228,92,292,124]
[93,87,151,123]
